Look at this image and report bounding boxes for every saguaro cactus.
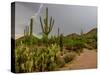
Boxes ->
[40,7,55,38]
[60,34,63,52]
[24,26,29,37]
[24,18,33,37]
[80,29,83,36]
[24,26,29,36]
[58,27,60,37]
[30,18,33,36]
[23,18,33,45]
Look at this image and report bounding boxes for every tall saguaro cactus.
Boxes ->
[40,7,55,38]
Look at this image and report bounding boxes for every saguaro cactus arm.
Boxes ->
[45,7,48,28]
[49,17,54,32]
[40,16,44,33]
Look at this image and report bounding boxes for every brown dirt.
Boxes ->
[59,49,97,70]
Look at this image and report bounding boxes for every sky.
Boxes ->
[15,2,97,38]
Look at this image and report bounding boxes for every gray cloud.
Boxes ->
[15,2,97,37]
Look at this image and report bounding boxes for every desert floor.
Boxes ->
[59,48,97,70]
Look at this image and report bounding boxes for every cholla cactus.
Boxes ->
[15,45,33,72]
[16,43,65,72]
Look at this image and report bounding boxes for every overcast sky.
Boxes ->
[15,2,97,37]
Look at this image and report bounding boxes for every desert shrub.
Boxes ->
[73,40,85,49]
[63,52,76,63]
[16,39,23,47]
[31,36,39,45]
[87,34,97,49]
[83,30,97,49]
[41,34,48,45]
[47,36,59,45]
[85,39,97,49]
[55,51,76,67]
[64,38,85,53]
[56,55,65,68]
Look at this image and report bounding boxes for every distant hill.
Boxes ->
[85,28,97,35]
[66,33,80,38]
[64,28,97,49]
[65,28,97,38]
[16,35,39,41]
[15,35,40,46]
[15,28,97,42]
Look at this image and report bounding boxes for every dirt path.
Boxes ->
[60,49,97,70]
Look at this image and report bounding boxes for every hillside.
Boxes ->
[85,28,97,35]
[66,33,80,38]
[83,28,97,39]
[65,28,97,38]
[15,35,39,46]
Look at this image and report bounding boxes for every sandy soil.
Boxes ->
[60,49,97,70]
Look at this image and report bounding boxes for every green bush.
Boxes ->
[64,38,85,52]
[85,34,97,49]
[16,36,39,47]
[48,36,58,44]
